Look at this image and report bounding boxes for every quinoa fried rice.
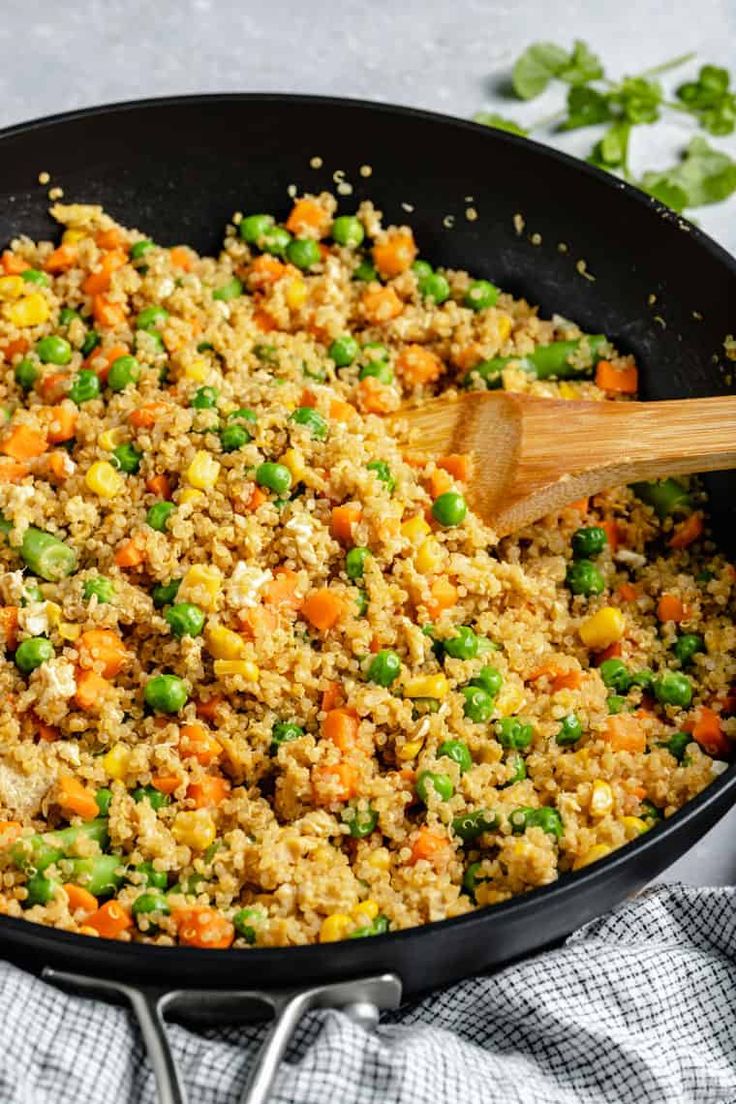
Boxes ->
[0,192,733,950]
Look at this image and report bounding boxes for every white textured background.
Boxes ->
[1,0,734,883]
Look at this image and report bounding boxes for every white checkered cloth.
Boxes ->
[0,884,734,1103]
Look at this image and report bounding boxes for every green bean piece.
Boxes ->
[452,808,498,843]
[0,515,77,581]
[464,334,606,385]
[631,478,691,518]
[11,819,109,872]
[25,870,58,906]
[66,854,124,897]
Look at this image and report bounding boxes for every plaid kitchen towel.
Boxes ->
[0,884,735,1104]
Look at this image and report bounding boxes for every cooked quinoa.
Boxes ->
[0,193,733,949]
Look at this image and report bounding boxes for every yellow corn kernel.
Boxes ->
[213,658,259,680]
[398,739,424,761]
[0,275,25,300]
[280,448,307,483]
[621,815,648,839]
[401,515,431,544]
[558,382,580,400]
[85,460,124,498]
[179,487,204,506]
[415,537,443,574]
[5,292,50,327]
[366,848,391,871]
[77,925,100,937]
[179,564,221,610]
[62,228,86,245]
[319,913,352,943]
[352,899,379,924]
[58,621,80,642]
[172,809,216,850]
[99,426,127,451]
[589,779,614,818]
[185,449,220,490]
[285,277,308,310]
[403,674,450,700]
[579,607,625,650]
[495,682,526,718]
[573,843,612,870]
[184,359,209,382]
[206,623,247,660]
[494,311,513,345]
[44,601,61,628]
[102,744,131,781]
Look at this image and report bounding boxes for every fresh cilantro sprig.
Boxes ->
[474,45,736,213]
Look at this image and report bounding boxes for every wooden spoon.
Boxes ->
[397,392,736,536]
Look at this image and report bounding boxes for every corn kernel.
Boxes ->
[285,277,308,310]
[558,382,580,400]
[579,607,625,650]
[415,537,443,574]
[99,427,127,451]
[621,815,648,839]
[589,779,614,818]
[280,448,307,483]
[352,899,379,924]
[102,744,131,781]
[0,276,25,300]
[403,674,450,700]
[172,809,216,850]
[184,359,209,382]
[401,515,431,544]
[62,228,86,245]
[58,621,80,642]
[495,682,526,718]
[494,312,513,344]
[179,564,222,610]
[5,292,50,327]
[366,847,391,871]
[85,460,124,498]
[398,739,424,761]
[78,925,100,937]
[44,601,61,628]
[573,843,612,870]
[213,659,259,680]
[319,913,352,943]
[179,487,204,506]
[206,623,247,660]
[185,449,220,490]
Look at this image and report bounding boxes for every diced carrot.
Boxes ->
[129,402,169,429]
[601,518,619,553]
[87,343,128,382]
[0,459,30,484]
[569,497,589,513]
[312,762,360,804]
[0,821,22,843]
[426,578,459,618]
[618,582,639,602]
[238,606,278,639]
[329,398,357,423]
[322,708,359,751]
[179,723,221,766]
[409,827,450,865]
[0,607,19,650]
[594,641,622,665]
[438,454,471,482]
[299,388,318,408]
[554,670,583,692]
[35,718,59,742]
[145,473,172,499]
[669,512,704,550]
[86,899,132,939]
[74,669,110,711]
[169,245,194,271]
[173,906,234,948]
[252,308,277,332]
[362,285,403,324]
[285,198,330,238]
[57,776,100,821]
[64,884,99,914]
[195,696,223,722]
[1,251,29,274]
[262,567,302,613]
[151,774,180,795]
[453,343,485,372]
[428,468,453,498]
[113,533,147,569]
[356,376,394,414]
[39,373,69,403]
[604,714,646,753]
[93,293,127,329]
[689,706,730,758]
[44,244,78,273]
[656,593,689,624]
[43,404,77,444]
[321,682,342,712]
[302,588,345,631]
[2,337,29,362]
[396,344,444,386]
[244,485,267,512]
[330,504,362,544]
[95,227,127,251]
[372,231,417,278]
[187,775,231,808]
[82,249,128,295]
[78,629,127,678]
[595,360,638,394]
[47,450,72,485]
[0,424,47,461]
[247,254,289,288]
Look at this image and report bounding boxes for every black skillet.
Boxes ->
[1,94,735,1104]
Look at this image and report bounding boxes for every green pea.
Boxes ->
[673,634,705,667]
[213,276,243,302]
[132,785,171,810]
[228,408,258,427]
[136,306,168,330]
[69,369,100,405]
[462,861,489,899]
[134,861,168,891]
[36,335,71,366]
[346,547,371,580]
[565,559,605,596]
[461,685,494,723]
[416,770,454,803]
[452,808,497,843]
[329,335,360,367]
[25,870,58,907]
[233,906,264,944]
[286,238,321,270]
[411,696,441,719]
[411,260,433,279]
[599,658,631,693]
[14,358,39,390]
[666,731,691,762]
[95,788,113,816]
[290,406,328,440]
[165,602,205,639]
[353,258,378,282]
[108,354,141,392]
[464,279,499,311]
[191,385,219,409]
[631,478,691,518]
[59,307,81,326]
[697,569,715,584]
[359,360,394,383]
[341,803,378,838]
[571,526,608,558]
[253,342,278,364]
[556,714,583,746]
[271,721,305,751]
[81,330,101,357]
[349,914,390,938]
[432,491,467,527]
[443,626,478,660]
[261,225,292,257]
[419,272,450,304]
[21,583,44,606]
[146,501,176,532]
[133,888,170,916]
[467,359,504,389]
[111,442,142,475]
[366,649,401,687]
[470,665,503,696]
[130,239,155,260]
[21,269,50,287]
[653,671,692,708]
[607,695,629,714]
[15,637,54,674]
[255,462,292,495]
[631,668,654,691]
[355,589,368,617]
[144,673,188,713]
[438,739,472,773]
[640,799,662,824]
[332,215,364,248]
[366,460,395,491]
[495,717,533,749]
[502,752,527,787]
[220,425,250,452]
[239,214,274,245]
[152,578,181,608]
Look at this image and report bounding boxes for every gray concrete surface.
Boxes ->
[1,0,734,885]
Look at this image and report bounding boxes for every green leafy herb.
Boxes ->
[512,42,571,100]
[676,65,736,136]
[474,112,529,137]
[589,121,631,174]
[609,77,663,124]
[561,86,613,130]
[557,40,604,86]
[640,136,736,212]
